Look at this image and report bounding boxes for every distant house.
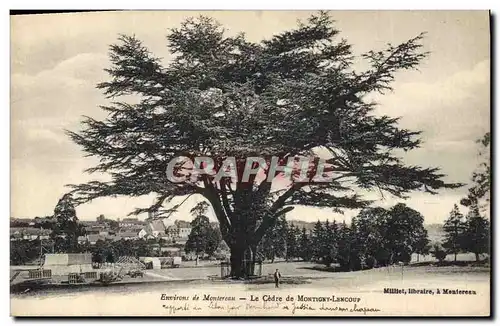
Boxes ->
[10,227,51,241]
[119,217,146,228]
[138,228,149,239]
[84,225,105,235]
[137,219,192,245]
[86,234,106,245]
[161,246,182,256]
[175,220,192,239]
[80,220,100,227]
[139,219,165,239]
[172,220,192,244]
[126,226,144,234]
[33,217,54,224]
[117,231,139,240]
[10,218,35,227]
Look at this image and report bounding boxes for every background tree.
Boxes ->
[336,222,355,271]
[462,204,490,262]
[311,220,325,263]
[205,226,223,257]
[442,204,466,262]
[92,239,117,263]
[10,240,40,265]
[259,230,277,262]
[51,193,83,253]
[285,223,300,261]
[106,219,120,231]
[274,216,289,261]
[185,202,215,263]
[97,214,106,223]
[385,203,429,265]
[33,216,56,230]
[298,227,312,261]
[258,216,287,262]
[324,220,339,267]
[432,244,447,263]
[351,207,387,268]
[461,132,491,213]
[69,12,461,277]
[413,228,431,262]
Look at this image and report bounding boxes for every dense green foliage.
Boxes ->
[66,12,460,277]
[442,204,466,261]
[461,132,491,212]
[185,202,222,258]
[10,238,184,266]
[51,193,85,253]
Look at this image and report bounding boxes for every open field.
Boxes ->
[11,262,490,316]
[11,261,490,293]
[11,252,489,283]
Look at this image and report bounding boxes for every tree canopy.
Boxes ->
[442,204,466,261]
[68,12,461,277]
[51,193,84,252]
[461,132,491,213]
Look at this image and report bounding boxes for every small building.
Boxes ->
[140,257,161,270]
[10,227,51,241]
[43,253,94,276]
[84,225,104,235]
[119,217,146,228]
[87,234,106,245]
[161,247,182,256]
[139,219,167,239]
[117,231,139,240]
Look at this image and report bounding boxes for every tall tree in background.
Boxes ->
[185,215,212,262]
[185,201,220,262]
[385,203,429,264]
[69,12,461,277]
[461,132,491,213]
[336,222,355,271]
[285,223,300,261]
[413,227,431,262]
[259,216,287,262]
[275,216,289,260]
[442,204,466,262]
[259,230,277,262]
[97,214,106,223]
[205,227,223,257]
[311,220,326,263]
[298,227,312,261]
[462,204,490,262]
[51,193,83,253]
[324,220,339,267]
[351,207,388,267]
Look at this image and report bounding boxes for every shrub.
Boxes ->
[432,244,447,263]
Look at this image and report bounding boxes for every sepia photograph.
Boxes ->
[10,10,491,317]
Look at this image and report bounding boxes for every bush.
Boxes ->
[365,256,377,269]
[432,245,447,262]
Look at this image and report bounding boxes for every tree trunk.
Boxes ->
[454,252,457,262]
[475,252,480,262]
[230,244,245,278]
[250,244,257,275]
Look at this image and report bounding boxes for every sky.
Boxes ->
[10,11,490,224]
